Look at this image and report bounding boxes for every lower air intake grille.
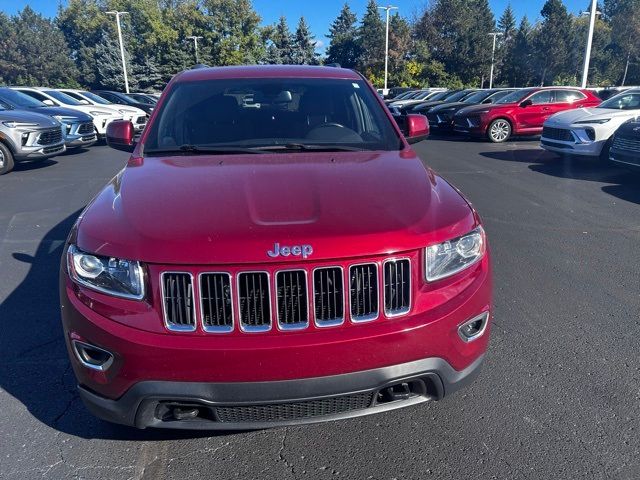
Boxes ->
[37,128,63,146]
[238,272,271,331]
[314,267,344,326]
[542,126,574,142]
[215,392,375,423]
[384,260,411,316]
[613,136,640,153]
[162,273,196,331]
[276,270,308,329]
[78,123,94,134]
[349,264,379,321]
[200,273,233,332]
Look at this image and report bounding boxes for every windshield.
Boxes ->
[462,91,492,104]
[441,91,469,103]
[144,78,401,154]
[129,94,156,105]
[43,90,83,106]
[428,91,451,102]
[496,89,535,104]
[491,90,516,102]
[599,91,640,110]
[80,91,112,105]
[0,88,45,108]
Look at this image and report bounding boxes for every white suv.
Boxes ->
[12,87,121,139]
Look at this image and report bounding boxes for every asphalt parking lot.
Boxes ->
[1,137,639,480]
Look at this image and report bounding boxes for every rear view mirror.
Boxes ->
[106,120,136,153]
[520,99,533,107]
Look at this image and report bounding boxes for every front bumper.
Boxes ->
[609,148,640,170]
[66,134,98,148]
[78,354,485,429]
[14,143,66,160]
[540,137,604,157]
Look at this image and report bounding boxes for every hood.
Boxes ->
[30,106,92,122]
[111,104,147,116]
[76,151,476,265]
[69,105,118,117]
[430,102,467,113]
[412,100,450,112]
[544,107,640,126]
[455,103,510,117]
[0,109,60,127]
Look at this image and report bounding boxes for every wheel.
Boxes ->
[599,138,613,162]
[487,119,512,143]
[0,142,15,175]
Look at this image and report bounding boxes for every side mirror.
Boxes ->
[106,120,136,153]
[42,99,55,106]
[520,99,533,107]
[405,113,430,144]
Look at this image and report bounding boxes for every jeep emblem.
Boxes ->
[267,242,313,259]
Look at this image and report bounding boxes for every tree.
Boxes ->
[94,29,132,90]
[500,16,535,87]
[496,3,517,86]
[533,0,575,85]
[292,17,317,65]
[607,0,640,84]
[8,7,79,87]
[387,14,411,85]
[357,0,385,79]
[267,16,294,64]
[326,3,360,68]
[498,3,517,38]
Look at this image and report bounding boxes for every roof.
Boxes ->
[177,64,362,82]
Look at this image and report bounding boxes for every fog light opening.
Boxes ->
[72,340,114,371]
[458,312,489,342]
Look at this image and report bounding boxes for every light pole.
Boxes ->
[581,0,599,88]
[378,5,398,93]
[106,11,130,93]
[488,32,503,89]
[186,35,203,64]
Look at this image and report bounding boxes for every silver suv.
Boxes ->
[0,107,66,175]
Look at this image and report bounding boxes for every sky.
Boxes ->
[2,0,589,50]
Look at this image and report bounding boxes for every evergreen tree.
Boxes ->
[268,16,294,64]
[496,3,517,86]
[326,3,360,68]
[95,29,132,90]
[292,17,317,65]
[357,0,385,77]
[506,16,535,87]
[498,3,517,38]
[387,14,411,84]
[533,0,575,85]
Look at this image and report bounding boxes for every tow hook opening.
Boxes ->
[377,380,428,404]
[72,340,114,371]
[156,402,215,422]
[458,311,490,342]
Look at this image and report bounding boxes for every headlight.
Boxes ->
[425,226,486,281]
[67,245,145,300]
[89,111,109,116]
[2,121,39,128]
[575,118,610,124]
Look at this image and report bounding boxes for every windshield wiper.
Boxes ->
[145,144,266,156]
[255,143,364,152]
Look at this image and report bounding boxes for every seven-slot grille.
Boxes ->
[37,128,63,146]
[349,264,379,322]
[613,136,640,153]
[542,126,574,142]
[314,267,344,326]
[200,273,233,332]
[162,273,196,331]
[78,123,94,135]
[238,272,271,331]
[161,259,413,333]
[276,270,308,329]
[384,260,411,316]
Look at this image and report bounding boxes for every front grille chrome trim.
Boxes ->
[198,272,234,333]
[312,266,345,328]
[383,258,412,318]
[275,269,309,331]
[349,263,380,323]
[237,271,272,333]
[160,272,197,332]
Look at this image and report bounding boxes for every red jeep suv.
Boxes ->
[60,65,492,429]
[454,87,601,142]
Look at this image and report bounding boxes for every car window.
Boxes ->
[19,90,50,103]
[599,91,640,110]
[496,89,536,104]
[0,88,46,108]
[96,92,117,102]
[81,91,112,105]
[43,90,83,106]
[529,91,553,105]
[554,90,586,103]
[144,78,401,153]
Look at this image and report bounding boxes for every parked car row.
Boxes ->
[0,87,155,174]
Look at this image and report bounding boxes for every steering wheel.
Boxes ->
[316,122,346,129]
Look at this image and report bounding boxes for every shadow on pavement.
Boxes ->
[12,158,58,172]
[0,211,229,440]
[480,148,640,204]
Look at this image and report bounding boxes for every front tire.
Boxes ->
[487,119,512,143]
[0,142,15,175]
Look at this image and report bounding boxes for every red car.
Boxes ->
[453,87,601,142]
[60,65,492,429]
